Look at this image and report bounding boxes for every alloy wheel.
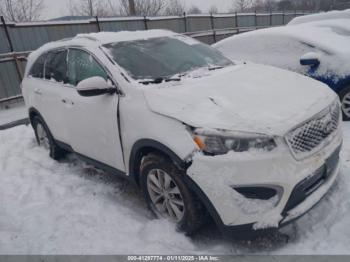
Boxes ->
[146,169,185,222]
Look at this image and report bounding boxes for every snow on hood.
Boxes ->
[143,64,336,136]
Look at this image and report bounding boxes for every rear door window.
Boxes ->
[44,50,68,84]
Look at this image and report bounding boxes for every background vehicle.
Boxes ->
[287,9,350,25]
[22,30,342,238]
[214,17,350,120]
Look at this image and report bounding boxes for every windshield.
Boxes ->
[104,36,233,81]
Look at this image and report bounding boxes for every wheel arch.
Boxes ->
[28,107,44,127]
[128,139,191,187]
[129,139,225,233]
[333,77,350,94]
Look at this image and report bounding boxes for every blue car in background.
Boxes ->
[214,11,350,120]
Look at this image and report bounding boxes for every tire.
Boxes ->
[32,116,67,160]
[140,153,206,235]
[339,85,350,121]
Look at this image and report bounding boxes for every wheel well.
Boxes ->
[29,108,40,126]
[336,80,350,95]
[131,147,172,187]
[129,140,190,187]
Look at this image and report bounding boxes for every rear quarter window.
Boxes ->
[29,53,47,78]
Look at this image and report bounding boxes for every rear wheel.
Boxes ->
[140,153,206,235]
[33,116,67,160]
[340,86,350,121]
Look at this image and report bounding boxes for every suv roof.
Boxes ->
[25,29,177,75]
[35,29,176,52]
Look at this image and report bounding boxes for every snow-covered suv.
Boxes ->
[22,30,342,238]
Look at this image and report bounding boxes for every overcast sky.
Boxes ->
[42,0,234,19]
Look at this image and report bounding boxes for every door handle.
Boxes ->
[62,99,74,106]
[34,88,42,95]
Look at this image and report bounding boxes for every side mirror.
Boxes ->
[76,76,116,97]
[300,52,320,68]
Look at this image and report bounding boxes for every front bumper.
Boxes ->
[186,128,342,237]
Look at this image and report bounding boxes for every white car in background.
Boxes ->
[287,9,350,25]
[214,16,350,120]
[22,30,342,238]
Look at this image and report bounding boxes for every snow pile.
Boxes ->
[288,9,350,25]
[214,19,350,80]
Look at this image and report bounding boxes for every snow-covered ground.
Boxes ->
[0,123,350,255]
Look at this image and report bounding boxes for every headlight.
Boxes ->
[192,129,277,155]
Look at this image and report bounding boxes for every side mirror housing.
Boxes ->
[76,76,116,97]
[300,52,320,68]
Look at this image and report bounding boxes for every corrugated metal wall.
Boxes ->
[0,12,307,102]
[0,60,22,100]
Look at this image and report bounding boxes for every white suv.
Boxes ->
[22,30,342,238]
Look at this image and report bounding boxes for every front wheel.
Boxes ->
[340,86,350,121]
[140,153,206,235]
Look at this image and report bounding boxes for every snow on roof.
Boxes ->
[288,9,350,25]
[25,29,177,75]
[77,30,176,44]
[33,29,176,53]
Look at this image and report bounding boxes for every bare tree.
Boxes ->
[69,0,117,17]
[128,0,136,15]
[251,0,277,11]
[119,0,166,16]
[208,5,219,14]
[233,0,253,12]
[188,5,202,14]
[0,0,44,22]
[164,0,185,16]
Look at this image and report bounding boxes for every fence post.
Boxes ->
[210,13,217,43]
[270,10,273,26]
[14,56,24,80]
[254,10,257,29]
[1,16,14,53]
[282,9,285,25]
[234,12,238,30]
[95,16,101,32]
[144,16,148,30]
[183,12,187,33]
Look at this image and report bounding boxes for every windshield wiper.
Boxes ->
[139,77,181,85]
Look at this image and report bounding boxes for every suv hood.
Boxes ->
[144,64,336,136]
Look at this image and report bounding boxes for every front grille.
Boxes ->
[286,101,340,159]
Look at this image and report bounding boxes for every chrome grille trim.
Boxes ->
[286,101,341,160]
